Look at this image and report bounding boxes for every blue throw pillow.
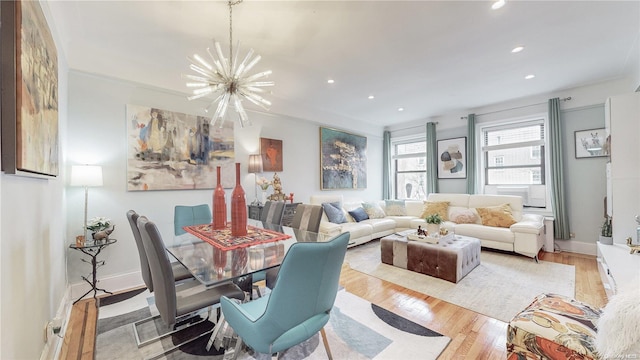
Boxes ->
[348,207,369,222]
[322,202,347,224]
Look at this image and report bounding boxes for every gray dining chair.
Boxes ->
[259,201,286,225]
[265,203,324,289]
[134,216,245,356]
[126,210,192,292]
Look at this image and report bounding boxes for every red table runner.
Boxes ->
[183,223,291,251]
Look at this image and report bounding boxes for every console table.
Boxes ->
[248,203,300,227]
[69,238,117,304]
[597,241,640,298]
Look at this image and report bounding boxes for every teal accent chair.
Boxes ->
[174,204,212,235]
[213,231,350,358]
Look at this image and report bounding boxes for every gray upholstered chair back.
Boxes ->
[127,210,154,292]
[260,201,286,225]
[137,216,178,328]
[291,204,323,233]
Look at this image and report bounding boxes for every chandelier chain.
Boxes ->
[228,0,243,63]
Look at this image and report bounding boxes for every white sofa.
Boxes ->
[310,193,545,260]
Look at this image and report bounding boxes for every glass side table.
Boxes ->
[69,238,117,305]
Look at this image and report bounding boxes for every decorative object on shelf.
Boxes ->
[70,165,104,243]
[437,137,467,179]
[256,176,271,204]
[320,127,367,190]
[289,192,294,204]
[86,216,115,241]
[126,104,235,191]
[213,166,227,230]
[260,137,283,172]
[184,0,273,128]
[1,0,59,177]
[575,127,607,158]
[425,213,443,237]
[599,216,613,245]
[267,173,287,201]
[231,162,248,236]
[248,154,263,205]
[626,237,640,254]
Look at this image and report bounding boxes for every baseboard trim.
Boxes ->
[40,287,72,360]
[554,239,597,256]
[69,270,145,303]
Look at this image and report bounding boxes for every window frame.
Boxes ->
[391,135,427,200]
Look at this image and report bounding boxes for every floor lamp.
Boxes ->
[248,154,263,205]
[70,165,104,242]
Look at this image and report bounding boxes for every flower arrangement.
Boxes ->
[86,216,112,232]
[425,213,443,224]
[256,176,272,191]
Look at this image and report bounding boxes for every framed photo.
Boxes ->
[126,105,235,191]
[575,128,607,158]
[437,137,467,179]
[1,0,59,177]
[260,137,283,172]
[320,127,367,190]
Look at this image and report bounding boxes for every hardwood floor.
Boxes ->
[61,250,607,360]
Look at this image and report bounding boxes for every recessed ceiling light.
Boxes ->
[327,79,335,84]
[492,0,505,10]
[398,107,404,112]
[511,46,524,53]
[525,74,535,80]
[368,95,375,100]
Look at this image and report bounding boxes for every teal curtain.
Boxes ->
[466,114,476,194]
[549,98,570,239]
[426,122,438,194]
[382,130,392,199]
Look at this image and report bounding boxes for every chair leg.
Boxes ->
[206,312,226,351]
[320,327,333,360]
[223,335,243,360]
[132,308,209,347]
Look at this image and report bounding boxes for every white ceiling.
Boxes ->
[45,0,640,128]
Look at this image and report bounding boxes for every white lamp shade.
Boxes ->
[70,165,103,187]
[248,154,263,174]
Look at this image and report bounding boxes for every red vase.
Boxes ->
[231,162,248,236]
[213,166,227,230]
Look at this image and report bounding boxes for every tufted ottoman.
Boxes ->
[380,231,481,283]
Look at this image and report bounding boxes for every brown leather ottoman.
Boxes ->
[380,231,481,283]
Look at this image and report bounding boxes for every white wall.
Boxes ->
[0,2,69,359]
[65,71,384,294]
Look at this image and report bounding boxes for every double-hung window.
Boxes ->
[480,117,548,208]
[392,138,426,200]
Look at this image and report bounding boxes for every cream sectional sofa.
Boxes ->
[310,193,545,260]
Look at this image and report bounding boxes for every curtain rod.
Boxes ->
[460,97,571,119]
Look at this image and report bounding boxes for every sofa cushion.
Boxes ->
[362,201,386,219]
[450,209,477,224]
[361,218,396,233]
[476,204,517,228]
[322,202,347,224]
[455,223,514,243]
[420,201,449,221]
[340,222,373,240]
[348,207,369,222]
[384,200,406,215]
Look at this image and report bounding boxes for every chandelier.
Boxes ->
[184,0,273,128]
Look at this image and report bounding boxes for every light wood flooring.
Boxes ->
[61,250,608,360]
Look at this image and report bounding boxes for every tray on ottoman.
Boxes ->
[381,230,481,283]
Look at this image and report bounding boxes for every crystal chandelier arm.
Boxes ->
[235,48,255,77]
[232,94,251,127]
[192,54,213,71]
[240,70,273,84]
[240,90,272,109]
[189,63,216,78]
[237,54,262,78]
[183,74,211,83]
[214,42,231,77]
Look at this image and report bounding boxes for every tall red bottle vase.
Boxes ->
[213,166,227,230]
[231,162,248,236]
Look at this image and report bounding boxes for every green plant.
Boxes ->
[425,213,443,224]
[601,216,612,237]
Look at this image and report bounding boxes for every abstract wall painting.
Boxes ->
[1,0,59,177]
[437,137,467,179]
[126,105,235,191]
[260,137,283,172]
[320,127,367,190]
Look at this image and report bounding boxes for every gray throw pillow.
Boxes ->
[322,202,347,224]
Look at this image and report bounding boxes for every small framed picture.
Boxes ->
[575,128,607,158]
[437,137,467,179]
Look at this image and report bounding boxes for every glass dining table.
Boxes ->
[163,219,331,289]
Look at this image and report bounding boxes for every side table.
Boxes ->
[69,238,117,304]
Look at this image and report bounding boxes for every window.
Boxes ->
[393,138,426,200]
[480,117,548,208]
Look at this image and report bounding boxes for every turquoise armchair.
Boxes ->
[217,231,350,358]
[173,204,212,235]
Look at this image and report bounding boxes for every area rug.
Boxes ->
[345,240,576,323]
[95,288,450,359]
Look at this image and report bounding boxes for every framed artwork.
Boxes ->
[437,137,467,179]
[126,104,235,191]
[1,0,59,177]
[260,137,283,172]
[320,127,367,190]
[575,127,607,158]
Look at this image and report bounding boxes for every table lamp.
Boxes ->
[70,165,103,242]
[248,154,263,205]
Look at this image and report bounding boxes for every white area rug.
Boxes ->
[345,240,576,322]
